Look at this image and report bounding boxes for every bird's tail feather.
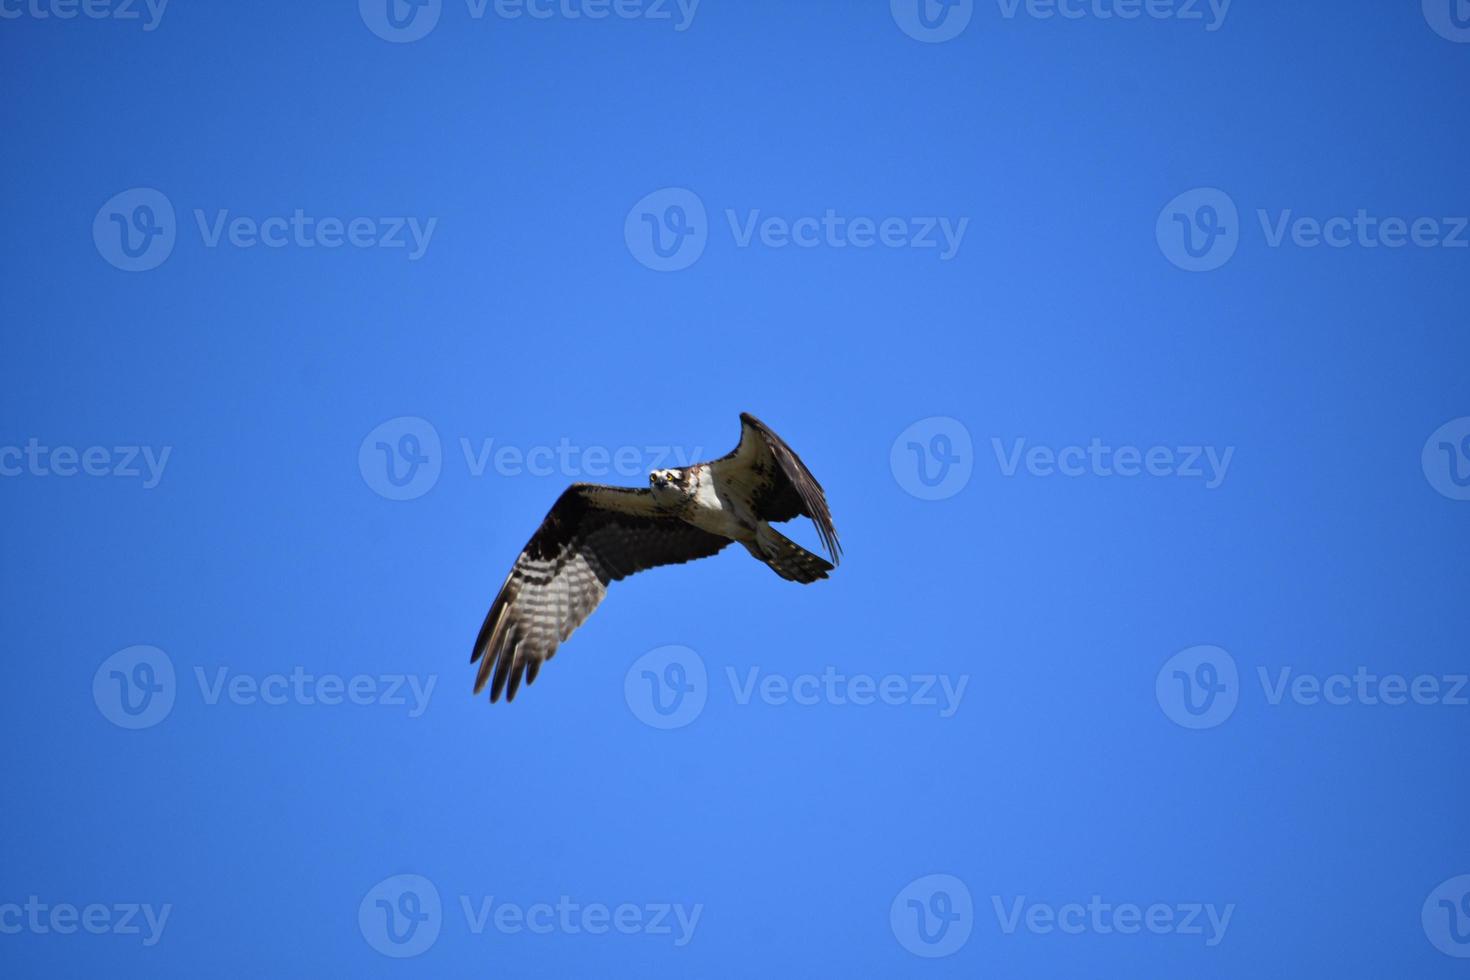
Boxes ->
[750,523,833,584]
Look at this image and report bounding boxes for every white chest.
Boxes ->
[684,468,754,539]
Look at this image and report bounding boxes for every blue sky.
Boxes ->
[2,0,1469,976]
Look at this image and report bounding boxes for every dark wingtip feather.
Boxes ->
[472,626,498,694]
[471,588,510,665]
[506,655,528,702]
[489,631,519,703]
[741,412,843,566]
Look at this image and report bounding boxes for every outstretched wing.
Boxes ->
[709,412,841,563]
[471,484,729,703]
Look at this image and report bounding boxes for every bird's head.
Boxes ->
[649,467,692,504]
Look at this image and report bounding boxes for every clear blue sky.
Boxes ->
[3,1,1469,976]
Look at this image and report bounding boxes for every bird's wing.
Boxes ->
[471,484,729,703]
[708,412,841,563]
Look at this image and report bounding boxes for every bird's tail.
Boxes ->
[748,522,834,584]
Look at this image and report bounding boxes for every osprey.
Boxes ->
[471,413,841,703]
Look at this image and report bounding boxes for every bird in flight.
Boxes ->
[471,413,841,703]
